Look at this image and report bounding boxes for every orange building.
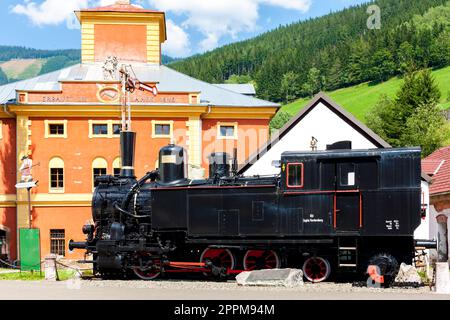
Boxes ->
[0,1,279,262]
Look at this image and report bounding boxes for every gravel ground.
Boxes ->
[0,278,448,300]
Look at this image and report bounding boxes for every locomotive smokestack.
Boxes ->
[120,131,136,178]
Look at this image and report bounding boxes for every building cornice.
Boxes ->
[7,104,278,120]
[0,195,16,207]
[15,193,93,207]
[430,191,450,200]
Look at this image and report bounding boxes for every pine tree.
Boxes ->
[366,95,403,146]
[395,69,441,122]
[366,68,446,154]
[281,71,299,103]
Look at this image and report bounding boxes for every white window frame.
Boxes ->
[111,121,122,137]
[49,157,65,194]
[45,120,68,138]
[89,120,122,138]
[112,157,121,177]
[217,122,238,140]
[152,120,174,139]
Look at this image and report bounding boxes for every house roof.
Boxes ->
[213,84,256,95]
[238,92,431,182]
[422,159,445,176]
[423,146,450,195]
[0,63,279,108]
[76,2,162,15]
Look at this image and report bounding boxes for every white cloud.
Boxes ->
[149,0,259,51]
[98,0,116,6]
[148,0,311,52]
[12,0,90,26]
[260,0,311,12]
[10,0,127,28]
[162,19,190,58]
[11,0,312,53]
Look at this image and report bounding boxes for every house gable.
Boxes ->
[240,92,390,176]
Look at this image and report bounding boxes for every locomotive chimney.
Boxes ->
[120,131,136,178]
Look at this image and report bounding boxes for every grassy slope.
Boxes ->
[282,66,450,122]
[0,59,44,80]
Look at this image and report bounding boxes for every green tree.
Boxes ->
[225,74,253,84]
[366,68,445,154]
[395,69,441,122]
[281,71,299,103]
[370,49,396,83]
[401,103,449,156]
[255,59,283,102]
[40,56,72,74]
[326,58,344,90]
[365,95,403,146]
[269,110,292,134]
[302,67,322,98]
[397,42,416,75]
[0,67,7,85]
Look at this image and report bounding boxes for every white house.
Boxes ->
[239,92,432,240]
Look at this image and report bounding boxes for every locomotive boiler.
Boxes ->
[70,130,426,283]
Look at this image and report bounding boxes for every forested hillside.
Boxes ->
[0,46,175,84]
[170,0,450,103]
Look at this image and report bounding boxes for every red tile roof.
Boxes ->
[423,146,450,195]
[422,159,444,176]
[80,3,162,14]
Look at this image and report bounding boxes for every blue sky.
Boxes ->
[0,0,370,58]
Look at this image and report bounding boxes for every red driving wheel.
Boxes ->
[200,248,235,273]
[302,257,331,283]
[243,250,280,271]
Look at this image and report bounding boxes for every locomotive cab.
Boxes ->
[280,147,422,235]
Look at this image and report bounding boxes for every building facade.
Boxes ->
[422,146,450,259]
[0,1,279,261]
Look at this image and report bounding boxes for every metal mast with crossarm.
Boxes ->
[118,65,158,178]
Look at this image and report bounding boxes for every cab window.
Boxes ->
[339,163,356,187]
[287,163,304,188]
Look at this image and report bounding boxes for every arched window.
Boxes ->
[49,157,64,193]
[92,157,108,188]
[113,157,121,177]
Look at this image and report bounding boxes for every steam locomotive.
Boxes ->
[70,131,427,283]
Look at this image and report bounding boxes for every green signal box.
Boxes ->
[19,229,41,272]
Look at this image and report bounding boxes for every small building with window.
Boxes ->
[0,1,279,261]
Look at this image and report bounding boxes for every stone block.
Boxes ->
[435,262,450,294]
[395,263,422,284]
[236,268,303,287]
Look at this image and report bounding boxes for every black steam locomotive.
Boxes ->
[70,131,425,283]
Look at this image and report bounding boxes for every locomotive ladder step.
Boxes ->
[338,238,358,270]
